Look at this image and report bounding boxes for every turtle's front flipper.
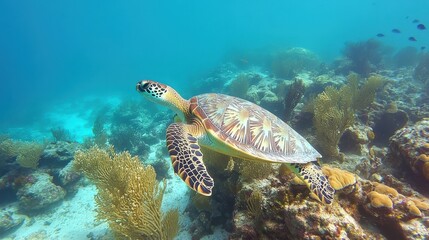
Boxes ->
[166,123,214,196]
[292,163,335,204]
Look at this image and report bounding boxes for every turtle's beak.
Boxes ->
[136,80,150,92]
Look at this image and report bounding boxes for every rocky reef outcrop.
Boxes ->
[16,171,66,211]
[389,119,429,181]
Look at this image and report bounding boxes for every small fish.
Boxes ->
[409,37,417,41]
[376,33,385,37]
[412,19,419,23]
[421,46,426,50]
[417,24,426,30]
[392,29,401,33]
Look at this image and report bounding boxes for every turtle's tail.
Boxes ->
[292,163,335,204]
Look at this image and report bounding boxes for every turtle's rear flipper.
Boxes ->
[293,163,335,204]
[166,123,214,196]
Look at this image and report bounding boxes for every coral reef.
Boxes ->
[231,165,429,239]
[231,172,377,239]
[109,100,167,157]
[389,119,429,181]
[271,47,321,79]
[73,146,179,239]
[414,53,429,84]
[313,74,384,158]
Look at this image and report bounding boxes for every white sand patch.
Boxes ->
[44,110,93,143]
[3,175,194,240]
[7,185,109,240]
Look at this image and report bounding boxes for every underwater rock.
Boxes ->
[16,171,65,211]
[389,119,429,181]
[373,110,408,145]
[40,141,81,167]
[229,163,429,239]
[246,77,284,117]
[58,161,81,186]
[339,124,373,155]
[0,210,24,234]
[354,147,384,180]
[231,175,379,239]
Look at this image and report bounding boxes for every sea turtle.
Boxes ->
[136,80,335,204]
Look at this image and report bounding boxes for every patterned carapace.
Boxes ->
[190,93,322,164]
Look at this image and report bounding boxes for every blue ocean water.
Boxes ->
[1,1,429,239]
[1,0,428,130]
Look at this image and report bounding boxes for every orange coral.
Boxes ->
[322,166,356,190]
[367,191,393,209]
[407,201,422,216]
[409,197,429,211]
[373,182,398,198]
[420,154,429,162]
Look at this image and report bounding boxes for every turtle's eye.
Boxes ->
[137,81,151,92]
[141,82,150,90]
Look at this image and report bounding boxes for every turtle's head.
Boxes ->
[136,80,169,100]
[136,80,188,120]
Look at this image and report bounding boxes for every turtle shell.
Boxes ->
[189,93,321,164]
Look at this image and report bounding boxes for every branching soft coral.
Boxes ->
[342,39,384,77]
[73,146,179,240]
[313,74,384,158]
[313,84,355,157]
[348,73,385,111]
